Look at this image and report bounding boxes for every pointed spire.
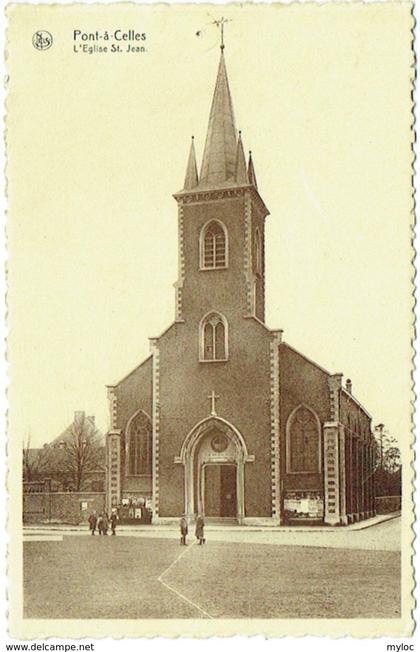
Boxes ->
[235,131,248,184]
[248,150,258,189]
[199,50,238,188]
[183,136,198,190]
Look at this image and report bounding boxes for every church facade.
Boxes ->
[105,47,376,526]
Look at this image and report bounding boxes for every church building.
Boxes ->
[105,45,376,526]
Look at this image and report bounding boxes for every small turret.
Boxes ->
[183,136,198,190]
[248,150,258,189]
[235,131,248,184]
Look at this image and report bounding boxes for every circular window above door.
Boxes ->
[211,433,229,452]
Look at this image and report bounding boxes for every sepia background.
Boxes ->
[8,3,413,457]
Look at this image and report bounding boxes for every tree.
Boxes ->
[40,413,103,492]
[383,445,401,474]
[22,434,41,482]
[373,424,401,472]
[373,424,402,496]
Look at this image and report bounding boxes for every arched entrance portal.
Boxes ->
[178,417,249,523]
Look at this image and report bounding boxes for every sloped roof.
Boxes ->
[198,50,238,188]
[50,413,104,447]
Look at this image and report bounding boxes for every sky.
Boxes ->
[7,3,413,452]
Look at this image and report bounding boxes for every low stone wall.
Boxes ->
[375,495,401,514]
[23,492,106,525]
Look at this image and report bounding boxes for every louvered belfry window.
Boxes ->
[202,313,227,361]
[128,411,152,475]
[203,221,226,269]
[289,406,320,473]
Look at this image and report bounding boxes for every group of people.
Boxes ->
[180,514,205,546]
[88,510,205,544]
[88,510,118,536]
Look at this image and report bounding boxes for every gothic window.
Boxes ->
[126,411,152,476]
[287,405,321,473]
[254,227,262,275]
[200,312,228,361]
[200,220,228,269]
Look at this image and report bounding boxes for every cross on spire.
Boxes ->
[212,17,232,50]
[207,390,220,416]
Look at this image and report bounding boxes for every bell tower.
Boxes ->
[173,47,269,326]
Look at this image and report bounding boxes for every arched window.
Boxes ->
[254,227,262,275]
[200,312,228,361]
[126,410,152,476]
[200,220,228,269]
[286,405,321,473]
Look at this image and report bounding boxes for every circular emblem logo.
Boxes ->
[32,31,53,51]
[211,434,228,453]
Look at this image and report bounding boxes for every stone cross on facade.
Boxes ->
[208,390,220,416]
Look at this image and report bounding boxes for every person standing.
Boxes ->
[110,510,118,536]
[179,515,188,545]
[88,511,97,535]
[102,512,109,535]
[97,513,104,535]
[195,514,205,545]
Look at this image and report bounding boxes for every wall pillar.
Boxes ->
[369,444,375,517]
[347,433,354,523]
[371,445,376,516]
[364,445,368,516]
[182,456,195,519]
[106,430,121,513]
[359,439,365,519]
[338,424,348,525]
[363,442,369,517]
[363,443,368,517]
[323,422,341,525]
[352,435,359,521]
[236,460,245,524]
[150,337,160,522]
[269,331,282,525]
[357,439,363,520]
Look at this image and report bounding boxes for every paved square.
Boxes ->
[24,524,400,619]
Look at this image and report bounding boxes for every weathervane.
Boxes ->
[211,17,232,50]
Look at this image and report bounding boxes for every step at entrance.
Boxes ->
[204,517,238,526]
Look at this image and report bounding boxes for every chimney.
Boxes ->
[346,378,352,394]
[74,410,85,424]
[88,416,95,425]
